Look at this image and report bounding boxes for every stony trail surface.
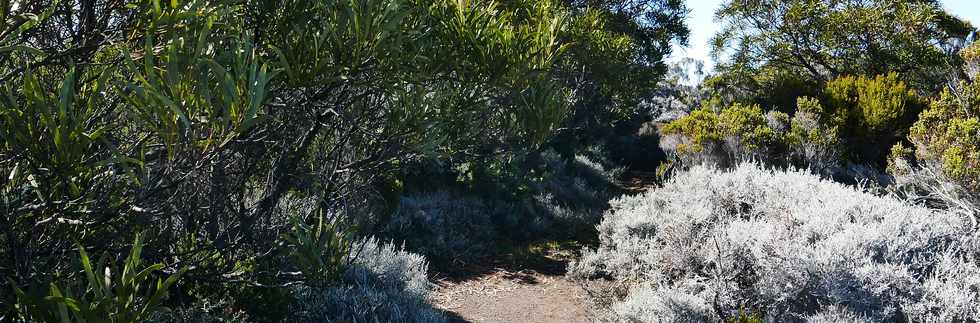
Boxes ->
[429,242,595,323]
[434,268,592,323]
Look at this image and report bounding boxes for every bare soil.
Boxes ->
[430,242,595,323]
[433,268,591,323]
[428,173,656,322]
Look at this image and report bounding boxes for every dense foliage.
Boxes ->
[890,43,980,215]
[822,73,924,165]
[912,44,980,188]
[2,0,978,321]
[557,0,689,141]
[908,84,980,190]
[0,0,688,320]
[660,103,786,167]
[663,71,950,181]
[385,150,622,265]
[710,0,972,98]
[571,163,980,322]
[660,99,844,173]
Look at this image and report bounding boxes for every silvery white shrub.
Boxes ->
[575,154,621,184]
[382,191,547,264]
[570,163,980,322]
[658,132,729,167]
[889,157,980,225]
[289,237,445,323]
[612,282,720,323]
[805,306,872,323]
[787,110,839,174]
[765,110,789,133]
[531,151,621,232]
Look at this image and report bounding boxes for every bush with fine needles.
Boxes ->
[570,163,980,322]
[289,238,445,323]
[383,151,622,264]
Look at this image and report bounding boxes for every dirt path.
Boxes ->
[430,242,594,323]
[428,173,656,322]
[433,268,591,323]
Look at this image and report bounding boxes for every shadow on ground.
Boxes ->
[429,172,660,322]
[430,240,594,323]
[430,239,582,284]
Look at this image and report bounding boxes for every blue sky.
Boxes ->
[669,0,980,73]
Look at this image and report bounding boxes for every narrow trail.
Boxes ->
[433,267,591,323]
[429,243,594,323]
[430,173,658,322]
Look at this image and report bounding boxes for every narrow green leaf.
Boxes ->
[0,45,44,56]
[77,243,103,299]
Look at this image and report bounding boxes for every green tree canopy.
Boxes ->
[710,0,974,102]
[0,0,574,311]
[553,0,689,150]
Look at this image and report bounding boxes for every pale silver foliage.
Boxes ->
[612,283,720,323]
[289,237,446,323]
[658,132,729,167]
[570,163,980,322]
[532,151,621,230]
[574,154,625,184]
[889,157,980,225]
[805,306,872,323]
[765,110,789,133]
[787,110,839,174]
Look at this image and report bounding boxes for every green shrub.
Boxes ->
[664,73,926,176]
[902,79,980,196]
[146,297,251,323]
[659,96,858,177]
[823,73,924,165]
[661,103,786,167]
[786,97,841,172]
[725,307,763,323]
[11,234,183,323]
[660,108,722,155]
[718,103,784,154]
[283,210,355,287]
[962,41,980,79]
[750,67,822,113]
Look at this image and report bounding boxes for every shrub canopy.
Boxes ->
[0,0,688,318]
[572,163,980,321]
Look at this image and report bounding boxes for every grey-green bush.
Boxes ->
[385,191,513,263]
[570,163,980,322]
[288,237,445,323]
[383,151,622,263]
[530,150,622,233]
